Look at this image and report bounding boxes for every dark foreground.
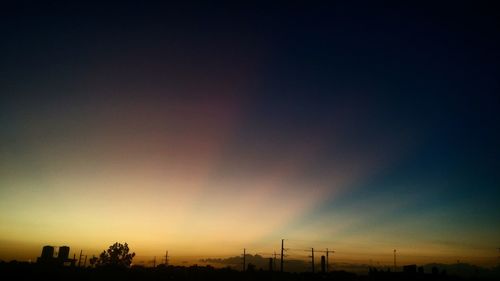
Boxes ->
[0,262,496,281]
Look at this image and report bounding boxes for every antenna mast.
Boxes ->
[393,249,397,272]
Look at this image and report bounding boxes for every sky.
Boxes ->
[1,1,499,267]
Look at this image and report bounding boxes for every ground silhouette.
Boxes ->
[2,260,500,281]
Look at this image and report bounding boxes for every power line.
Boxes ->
[287,248,311,252]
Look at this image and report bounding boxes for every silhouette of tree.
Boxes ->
[247,263,256,272]
[89,255,98,267]
[96,242,135,268]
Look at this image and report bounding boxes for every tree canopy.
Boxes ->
[96,242,135,268]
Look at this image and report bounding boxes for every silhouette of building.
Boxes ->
[40,246,54,260]
[37,245,76,266]
[58,246,70,260]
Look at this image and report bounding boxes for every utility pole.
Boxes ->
[273,251,277,271]
[310,248,315,273]
[165,251,169,266]
[326,248,329,272]
[243,248,246,272]
[83,255,87,267]
[393,249,397,272]
[497,248,500,267]
[316,249,334,272]
[281,239,284,273]
[78,250,83,267]
[325,248,334,272]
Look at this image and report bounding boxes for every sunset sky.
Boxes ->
[1,1,499,266]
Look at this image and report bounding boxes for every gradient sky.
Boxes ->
[1,1,499,266]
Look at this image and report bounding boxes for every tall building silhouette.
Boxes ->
[58,246,70,260]
[40,246,54,260]
[37,245,75,266]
